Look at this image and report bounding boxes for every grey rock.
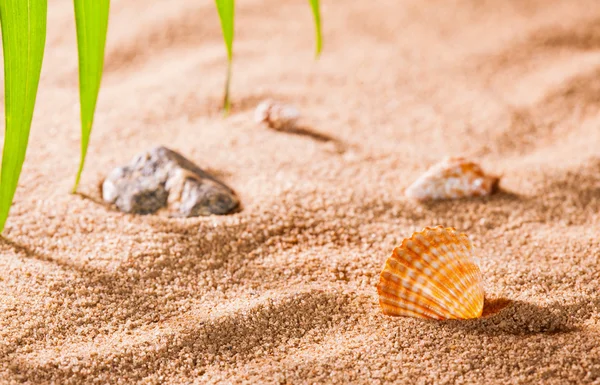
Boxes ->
[102,146,239,216]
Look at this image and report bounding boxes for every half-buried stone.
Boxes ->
[102,146,239,217]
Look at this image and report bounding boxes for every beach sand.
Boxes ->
[1,0,600,383]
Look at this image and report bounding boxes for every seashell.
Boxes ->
[405,157,499,201]
[254,99,301,130]
[377,226,484,320]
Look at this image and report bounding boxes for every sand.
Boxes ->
[0,0,599,383]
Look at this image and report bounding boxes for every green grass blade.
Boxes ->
[215,0,234,112]
[308,0,322,56]
[0,0,47,233]
[72,0,110,193]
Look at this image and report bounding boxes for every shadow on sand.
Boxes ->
[439,295,600,336]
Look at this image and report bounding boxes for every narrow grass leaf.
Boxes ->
[308,0,322,56]
[0,0,47,233]
[215,0,234,112]
[72,0,110,193]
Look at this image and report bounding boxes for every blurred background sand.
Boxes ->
[1,0,599,383]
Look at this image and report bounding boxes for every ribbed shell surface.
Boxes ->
[377,226,484,320]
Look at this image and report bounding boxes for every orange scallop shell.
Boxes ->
[405,157,498,201]
[377,226,484,320]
